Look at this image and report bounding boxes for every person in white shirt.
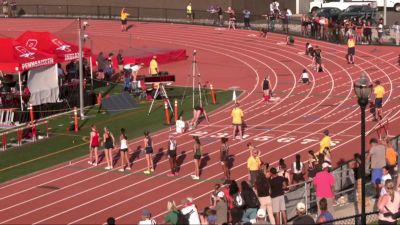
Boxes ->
[176,116,186,134]
[138,209,156,225]
[299,69,310,85]
[380,166,392,196]
[270,0,279,15]
[181,197,201,225]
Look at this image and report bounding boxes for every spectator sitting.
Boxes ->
[292,202,315,225]
[164,200,179,225]
[379,166,392,196]
[138,209,156,225]
[214,191,228,224]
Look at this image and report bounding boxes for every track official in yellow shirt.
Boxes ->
[373,80,385,121]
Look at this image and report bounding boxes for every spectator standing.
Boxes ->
[10,0,16,18]
[164,200,179,225]
[278,158,291,186]
[392,21,400,46]
[316,198,334,225]
[120,8,129,32]
[231,102,244,140]
[229,180,244,225]
[313,162,335,215]
[216,6,223,26]
[254,172,275,224]
[247,148,262,186]
[270,167,288,225]
[380,166,392,196]
[225,7,236,30]
[116,50,124,73]
[215,191,228,224]
[149,56,158,76]
[377,19,384,44]
[243,9,251,29]
[181,197,201,225]
[2,0,8,17]
[292,202,315,225]
[241,181,260,223]
[138,209,156,225]
[378,179,400,225]
[319,129,331,154]
[186,2,193,23]
[167,134,178,177]
[385,139,397,176]
[373,80,385,121]
[363,20,372,44]
[96,52,106,76]
[292,154,305,184]
[307,150,319,178]
[350,153,363,208]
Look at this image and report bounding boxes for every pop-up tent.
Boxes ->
[0,38,57,110]
[0,38,56,73]
[16,31,91,62]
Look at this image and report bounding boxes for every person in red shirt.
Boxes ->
[89,124,99,166]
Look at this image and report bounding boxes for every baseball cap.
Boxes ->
[322,162,332,169]
[217,191,225,198]
[296,202,306,212]
[257,209,266,218]
[143,209,151,218]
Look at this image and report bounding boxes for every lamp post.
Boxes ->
[353,73,372,225]
[78,19,89,120]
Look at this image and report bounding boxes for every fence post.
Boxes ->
[2,132,6,151]
[165,9,168,23]
[45,121,49,138]
[66,5,69,16]
[305,181,308,213]
[108,6,111,19]
[97,5,100,18]
[138,7,141,21]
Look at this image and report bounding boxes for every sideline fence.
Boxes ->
[1,120,49,151]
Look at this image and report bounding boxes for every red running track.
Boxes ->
[0,19,399,224]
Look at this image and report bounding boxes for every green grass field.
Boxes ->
[0,82,238,184]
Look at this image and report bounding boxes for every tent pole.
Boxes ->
[78,18,85,119]
[18,71,23,111]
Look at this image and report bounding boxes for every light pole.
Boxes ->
[78,19,89,120]
[353,72,372,225]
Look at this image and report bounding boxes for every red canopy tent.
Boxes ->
[0,38,56,73]
[0,38,57,111]
[16,31,91,62]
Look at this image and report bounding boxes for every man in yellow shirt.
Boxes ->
[374,80,385,121]
[149,56,158,76]
[247,148,261,185]
[120,8,130,32]
[347,35,356,64]
[231,102,244,140]
[319,129,331,154]
[186,2,193,23]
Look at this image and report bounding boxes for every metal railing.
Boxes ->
[4,4,398,46]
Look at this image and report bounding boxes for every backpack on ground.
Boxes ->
[232,193,245,208]
[175,209,192,225]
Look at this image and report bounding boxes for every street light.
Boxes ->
[78,19,89,120]
[353,72,372,225]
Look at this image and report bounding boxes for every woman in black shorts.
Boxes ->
[220,137,230,181]
[143,131,154,174]
[167,134,178,177]
[103,127,115,170]
[191,136,202,180]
